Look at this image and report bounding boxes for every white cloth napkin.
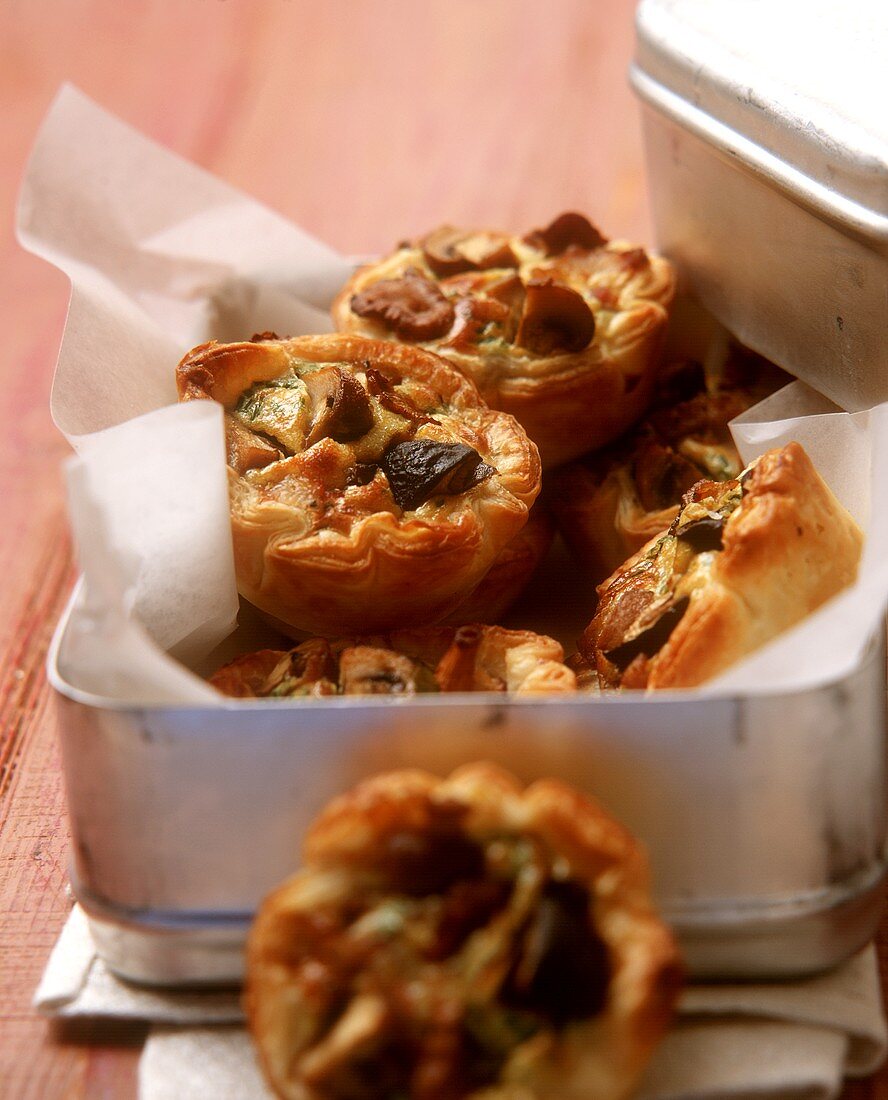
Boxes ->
[35,906,887,1099]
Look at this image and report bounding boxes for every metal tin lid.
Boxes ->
[632,0,888,239]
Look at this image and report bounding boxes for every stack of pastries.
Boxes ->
[175,217,865,1098]
[177,213,862,696]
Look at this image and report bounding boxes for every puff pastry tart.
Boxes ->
[246,763,682,1100]
[444,506,554,625]
[211,623,576,697]
[177,334,541,635]
[552,352,787,584]
[581,442,863,690]
[332,213,676,467]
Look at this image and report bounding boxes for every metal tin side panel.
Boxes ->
[55,632,887,982]
[634,98,888,411]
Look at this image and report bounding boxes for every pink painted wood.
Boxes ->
[0,2,882,1095]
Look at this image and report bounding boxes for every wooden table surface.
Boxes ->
[1,2,884,1096]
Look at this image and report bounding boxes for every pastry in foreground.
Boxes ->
[552,350,789,584]
[333,213,675,467]
[211,624,576,696]
[177,334,540,635]
[581,442,863,690]
[246,763,682,1100]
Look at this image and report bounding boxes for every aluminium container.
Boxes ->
[48,585,888,987]
[632,0,888,412]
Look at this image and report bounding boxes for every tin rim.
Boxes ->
[631,65,888,244]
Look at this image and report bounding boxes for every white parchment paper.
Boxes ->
[19,86,352,701]
[18,86,888,701]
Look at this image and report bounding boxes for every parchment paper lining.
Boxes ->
[18,86,888,703]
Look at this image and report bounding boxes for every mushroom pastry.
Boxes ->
[210,624,575,697]
[246,764,682,1100]
[332,213,676,467]
[552,351,789,584]
[177,334,541,635]
[444,505,554,625]
[581,442,863,690]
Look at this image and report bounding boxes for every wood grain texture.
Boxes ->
[0,1,883,1097]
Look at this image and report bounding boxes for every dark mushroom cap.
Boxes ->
[421,226,518,277]
[304,366,375,446]
[381,440,495,510]
[523,212,608,255]
[351,268,455,341]
[515,279,596,356]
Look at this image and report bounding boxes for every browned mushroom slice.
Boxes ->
[351,269,455,340]
[523,212,608,255]
[600,595,690,674]
[381,440,495,510]
[589,585,658,658]
[459,233,519,271]
[338,646,438,695]
[421,227,519,276]
[514,280,596,356]
[225,417,283,474]
[421,226,477,276]
[304,366,374,446]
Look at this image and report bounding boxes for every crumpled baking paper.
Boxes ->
[19,85,352,700]
[17,84,888,699]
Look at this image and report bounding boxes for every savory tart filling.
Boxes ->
[582,442,863,690]
[552,350,788,583]
[177,334,541,636]
[246,765,682,1100]
[332,213,676,467]
[210,625,576,698]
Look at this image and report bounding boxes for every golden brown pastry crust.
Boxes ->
[444,506,555,625]
[177,334,541,635]
[246,764,682,1100]
[552,353,786,584]
[210,624,576,697]
[581,442,863,690]
[332,215,676,467]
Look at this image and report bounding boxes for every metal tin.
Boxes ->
[48,590,888,987]
[632,0,888,411]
